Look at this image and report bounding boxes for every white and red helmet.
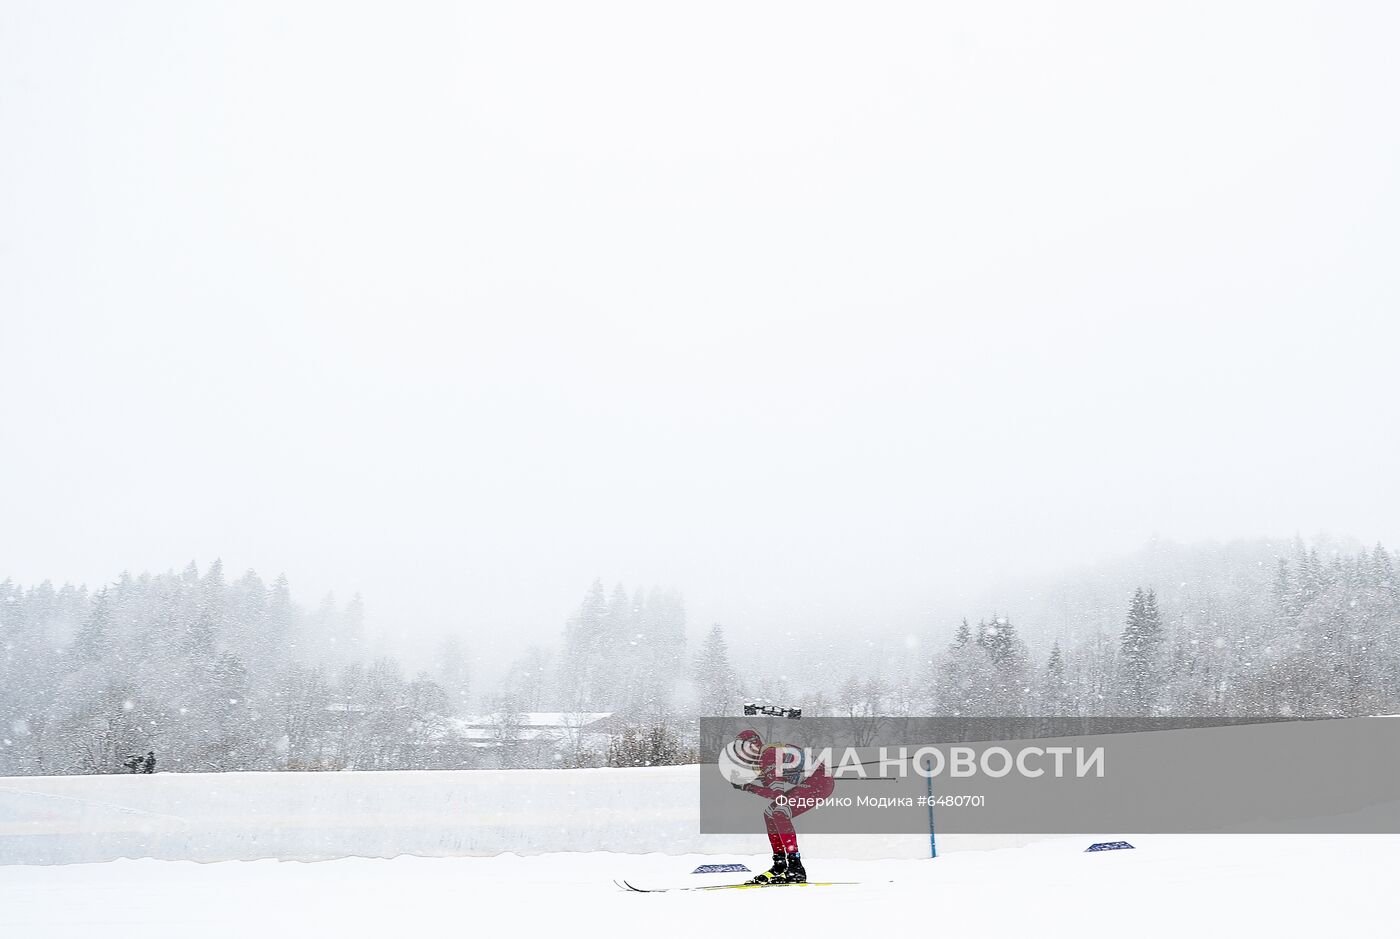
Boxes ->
[718,729,763,785]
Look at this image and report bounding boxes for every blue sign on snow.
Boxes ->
[693,863,752,874]
[1086,841,1135,852]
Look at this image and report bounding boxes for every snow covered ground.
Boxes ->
[0,765,946,863]
[3,835,1395,938]
[4,767,1394,936]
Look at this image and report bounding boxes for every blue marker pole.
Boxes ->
[925,759,938,858]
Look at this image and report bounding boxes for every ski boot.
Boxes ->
[747,853,806,885]
[747,853,790,885]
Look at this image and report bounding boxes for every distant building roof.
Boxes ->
[441,712,614,748]
[458,712,612,729]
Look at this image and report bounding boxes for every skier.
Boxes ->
[141,751,155,774]
[725,728,834,884]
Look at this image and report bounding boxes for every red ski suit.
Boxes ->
[736,731,835,856]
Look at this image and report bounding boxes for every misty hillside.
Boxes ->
[2,536,1396,777]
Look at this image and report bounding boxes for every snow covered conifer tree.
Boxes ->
[1118,588,1164,716]
[935,620,982,715]
[693,625,738,717]
[1040,641,1071,719]
[74,588,113,663]
[559,579,609,710]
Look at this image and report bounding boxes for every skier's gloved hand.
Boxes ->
[766,780,796,794]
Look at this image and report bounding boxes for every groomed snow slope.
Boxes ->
[3,835,1395,938]
[2,769,1394,936]
[1,765,958,864]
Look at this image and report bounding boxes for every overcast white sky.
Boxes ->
[2,2,1397,669]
